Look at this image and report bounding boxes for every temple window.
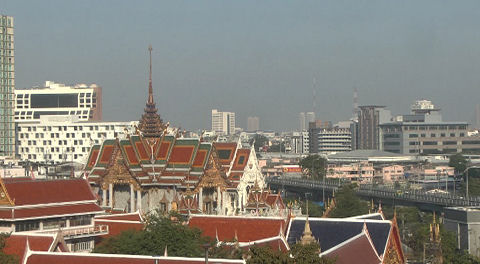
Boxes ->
[70,215,91,227]
[16,220,40,232]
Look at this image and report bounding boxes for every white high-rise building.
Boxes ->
[299,112,306,131]
[247,116,259,132]
[211,109,235,135]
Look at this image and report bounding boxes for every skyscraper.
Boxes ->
[358,106,391,150]
[299,112,315,131]
[211,109,235,135]
[247,116,259,132]
[0,15,15,157]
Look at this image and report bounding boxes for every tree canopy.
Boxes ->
[250,134,269,152]
[0,233,18,264]
[299,155,327,180]
[328,184,369,218]
[246,244,334,264]
[449,153,468,174]
[94,212,211,257]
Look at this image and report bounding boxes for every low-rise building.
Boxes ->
[375,165,405,183]
[327,162,375,183]
[0,177,107,252]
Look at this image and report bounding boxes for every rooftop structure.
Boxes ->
[15,81,102,122]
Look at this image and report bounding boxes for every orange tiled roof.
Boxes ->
[188,215,286,242]
[4,178,96,206]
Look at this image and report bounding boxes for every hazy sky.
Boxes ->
[2,1,480,131]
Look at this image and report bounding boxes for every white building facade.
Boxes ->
[15,81,102,123]
[211,109,235,135]
[17,116,137,164]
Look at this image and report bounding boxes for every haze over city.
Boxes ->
[3,0,480,131]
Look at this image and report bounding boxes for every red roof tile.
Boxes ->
[96,221,144,238]
[0,203,103,220]
[192,149,207,167]
[4,179,96,206]
[99,145,114,163]
[124,145,140,165]
[4,234,57,263]
[156,142,171,160]
[134,141,150,161]
[169,146,195,164]
[87,149,100,168]
[232,149,250,171]
[188,216,286,242]
[324,232,381,264]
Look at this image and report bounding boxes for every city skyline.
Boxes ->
[2,1,480,131]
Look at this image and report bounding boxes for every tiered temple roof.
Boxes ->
[85,135,226,190]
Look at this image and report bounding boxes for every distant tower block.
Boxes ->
[247,116,260,132]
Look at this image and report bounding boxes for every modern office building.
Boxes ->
[357,106,391,150]
[309,121,352,153]
[14,81,102,123]
[380,100,479,154]
[288,131,309,154]
[211,109,235,135]
[247,116,259,131]
[17,115,136,164]
[0,15,15,157]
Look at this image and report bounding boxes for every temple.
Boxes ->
[84,47,268,216]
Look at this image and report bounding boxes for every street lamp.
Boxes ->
[203,243,210,264]
[463,166,480,205]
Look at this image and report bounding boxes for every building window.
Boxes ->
[16,221,40,232]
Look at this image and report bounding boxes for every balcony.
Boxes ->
[40,224,109,239]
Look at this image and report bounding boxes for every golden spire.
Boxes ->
[300,215,317,245]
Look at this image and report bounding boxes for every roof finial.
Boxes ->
[148,45,154,104]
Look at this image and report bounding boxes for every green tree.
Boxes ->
[250,134,269,153]
[329,184,369,218]
[299,155,327,180]
[441,226,480,264]
[246,245,290,264]
[95,211,211,257]
[246,244,335,264]
[290,243,335,264]
[449,153,468,174]
[269,142,286,153]
[0,233,18,264]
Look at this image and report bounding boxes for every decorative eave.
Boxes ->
[194,145,229,191]
[0,177,14,206]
